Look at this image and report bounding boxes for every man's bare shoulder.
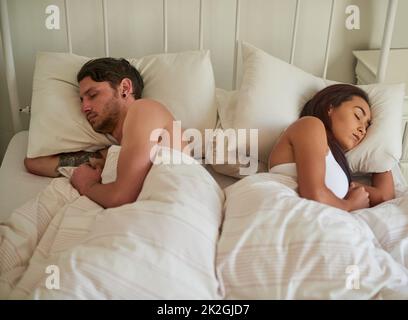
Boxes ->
[122,99,173,140]
[127,98,174,120]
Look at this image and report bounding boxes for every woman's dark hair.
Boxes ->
[77,57,144,99]
[300,84,370,184]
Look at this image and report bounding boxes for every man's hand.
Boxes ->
[70,163,102,195]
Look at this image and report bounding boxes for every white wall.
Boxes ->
[0,28,14,161]
[327,0,408,82]
[0,0,407,162]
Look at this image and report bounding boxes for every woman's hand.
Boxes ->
[348,172,395,208]
[345,182,370,211]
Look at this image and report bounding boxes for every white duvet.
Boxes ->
[0,146,224,299]
[2,146,408,299]
[216,173,408,299]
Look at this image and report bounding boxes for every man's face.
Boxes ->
[79,76,120,133]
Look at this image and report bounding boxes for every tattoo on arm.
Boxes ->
[58,151,102,168]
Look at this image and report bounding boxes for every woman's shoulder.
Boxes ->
[286,116,326,135]
[286,116,327,142]
[290,116,325,129]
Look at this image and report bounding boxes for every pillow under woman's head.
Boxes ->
[218,42,405,174]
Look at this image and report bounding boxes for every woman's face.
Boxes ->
[328,95,371,151]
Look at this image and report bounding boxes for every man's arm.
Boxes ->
[71,100,166,208]
[24,149,107,177]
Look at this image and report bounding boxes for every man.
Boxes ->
[24,58,187,208]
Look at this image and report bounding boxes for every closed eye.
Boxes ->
[354,106,370,129]
[355,113,370,132]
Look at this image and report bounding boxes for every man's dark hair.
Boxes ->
[77,57,144,99]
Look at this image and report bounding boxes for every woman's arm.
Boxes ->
[288,117,369,212]
[353,171,395,207]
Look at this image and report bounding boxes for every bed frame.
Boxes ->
[1,0,400,135]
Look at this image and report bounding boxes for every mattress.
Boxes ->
[0,131,52,221]
[0,131,238,222]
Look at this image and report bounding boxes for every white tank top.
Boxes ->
[269,150,349,199]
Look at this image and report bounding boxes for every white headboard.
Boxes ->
[0,0,400,135]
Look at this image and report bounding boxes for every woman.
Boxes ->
[268,84,395,212]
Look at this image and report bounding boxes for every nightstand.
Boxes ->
[353,49,408,180]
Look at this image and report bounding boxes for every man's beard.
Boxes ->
[92,97,120,134]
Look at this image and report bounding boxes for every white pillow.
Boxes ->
[220,42,405,173]
[27,50,217,158]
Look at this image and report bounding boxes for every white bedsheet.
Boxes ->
[2,132,408,299]
[0,132,52,222]
[0,146,225,299]
[217,173,408,299]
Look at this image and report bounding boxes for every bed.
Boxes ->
[0,131,52,221]
[1,0,408,299]
[0,130,238,222]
